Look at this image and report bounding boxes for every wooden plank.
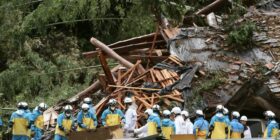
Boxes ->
[123,65,136,85]
[150,68,156,82]
[120,60,141,80]
[165,95,184,102]
[108,85,160,91]
[137,103,144,112]
[135,96,152,108]
[169,56,183,66]
[117,69,122,85]
[151,93,155,105]
[98,50,115,87]
[153,70,167,87]
[142,94,152,104]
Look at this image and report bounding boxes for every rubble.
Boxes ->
[42,1,280,139]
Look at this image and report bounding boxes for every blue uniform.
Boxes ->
[77,110,97,131]
[162,118,176,139]
[148,113,161,127]
[193,117,209,139]
[9,110,29,140]
[54,113,74,140]
[264,120,279,138]
[230,119,244,138]
[30,108,44,140]
[225,115,230,125]
[24,110,32,138]
[89,104,96,115]
[101,108,124,126]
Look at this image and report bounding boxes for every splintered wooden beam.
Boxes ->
[84,40,166,58]
[120,60,141,80]
[98,50,115,86]
[90,37,134,68]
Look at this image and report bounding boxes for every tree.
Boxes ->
[0,0,189,106]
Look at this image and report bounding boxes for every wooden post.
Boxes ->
[98,49,115,86]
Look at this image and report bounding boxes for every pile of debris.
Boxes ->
[43,0,280,134]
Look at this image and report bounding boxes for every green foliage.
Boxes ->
[226,21,256,50]
[0,0,190,109]
[140,0,190,25]
[193,72,227,94]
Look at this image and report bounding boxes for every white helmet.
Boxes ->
[223,108,229,115]
[196,110,204,116]
[64,105,73,111]
[17,102,24,109]
[181,110,189,117]
[21,102,28,110]
[152,104,160,110]
[83,97,92,104]
[145,108,153,116]
[81,103,89,109]
[240,115,248,121]
[171,107,181,114]
[163,110,171,116]
[108,99,117,105]
[38,102,48,111]
[216,104,224,110]
[264,110,275,117]
[22,102,28,107]
[124,97,133,103]
[232,111,240,118]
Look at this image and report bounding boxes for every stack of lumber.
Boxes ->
[94,55,184,127]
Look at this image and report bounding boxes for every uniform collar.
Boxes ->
[232,119,238,122]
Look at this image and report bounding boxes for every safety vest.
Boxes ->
[12,118,29,136]
[147,122,158,136]
[106,114,121,126]
[231,132,241,138]
[211,122,227,139]
[34,115,44,129]
[162,126,173,140]
[195,128,207,139]
[263,127,279,138]
[77,117,95,131]
[55,119,73,136]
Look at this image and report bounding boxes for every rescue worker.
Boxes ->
[229,111,244,139]
[134,109,153,138]
[83,97,95,115]
[30,102,48,140]
[77,103,97,131]
[21,102,32,139]
[223,107,230,125]
[171,107,185,134]
[209,104,229,139]
[54,105,75,140]
[263,110,279,138]
[193,110,209,139]
[181,110,193,134]
[161,110,175,140]
[123,97,137,138]
[8,102,30,140]
[101,99,125,127]
[240,115,252,138]
[146,104,161,136]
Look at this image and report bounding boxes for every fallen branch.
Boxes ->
[195,0,227,15]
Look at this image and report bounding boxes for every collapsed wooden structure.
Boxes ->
[43,1,280,131]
